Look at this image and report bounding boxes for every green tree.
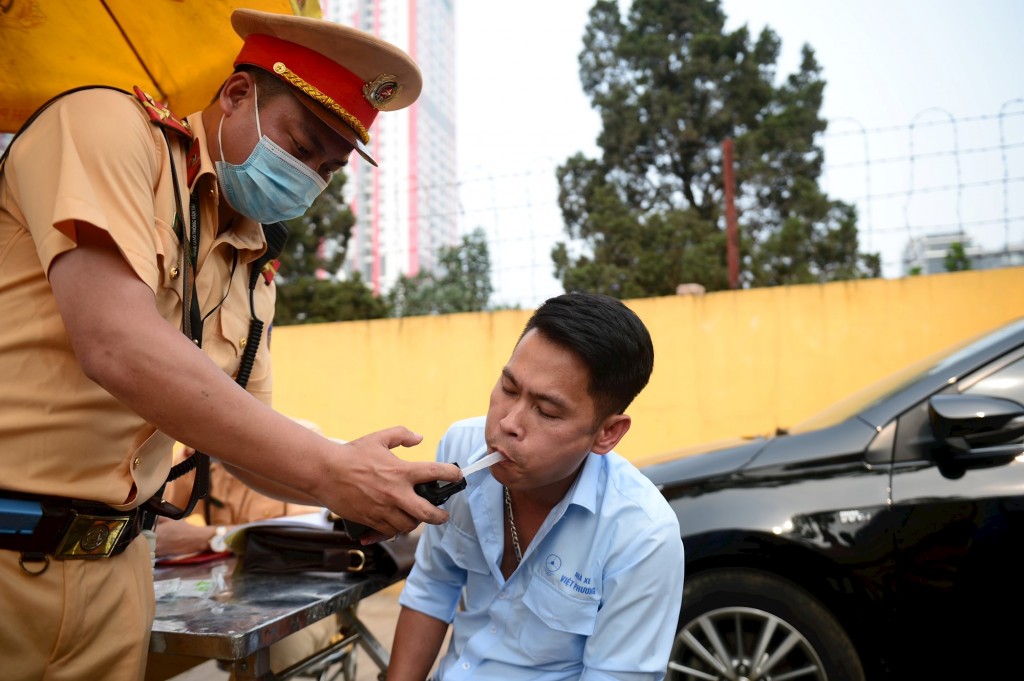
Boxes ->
[274,174,389,324]
[553,0,880,297]
[944,241,972,272]
[387,227,494,317]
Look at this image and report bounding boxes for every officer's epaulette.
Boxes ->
[133,86,191,139]
[133,86,200,187]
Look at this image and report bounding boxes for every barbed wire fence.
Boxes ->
[823,101,1024,269]
[451,100,1024,309]
[4,100,1023,310]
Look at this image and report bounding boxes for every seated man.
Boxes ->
[388,292,685,680]
[146,420,348,680]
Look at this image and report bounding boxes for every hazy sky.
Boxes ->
[454,0,1024,307]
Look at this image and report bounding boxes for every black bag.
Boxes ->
[239,525,418,579]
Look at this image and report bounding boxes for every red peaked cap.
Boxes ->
[231,9,422,166]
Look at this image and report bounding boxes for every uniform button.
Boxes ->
[490,625,497,633]
[462,662,470,670]
[239,338,247,349]
[133,457,142,469]
[170,266,180,280]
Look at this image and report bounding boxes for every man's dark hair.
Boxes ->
[236,65,294,104]
[213,66,294,106]
[519,292,654,420]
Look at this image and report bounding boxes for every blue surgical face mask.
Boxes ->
[215,85,328,223]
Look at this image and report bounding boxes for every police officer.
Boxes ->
[0,9,460,679]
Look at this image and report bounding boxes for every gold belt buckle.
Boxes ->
[55,512,131,559]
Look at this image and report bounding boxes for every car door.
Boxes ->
[888,349,1024,678]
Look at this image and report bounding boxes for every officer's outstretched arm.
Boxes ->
[49,222,460,537]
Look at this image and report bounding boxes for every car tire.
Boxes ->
[667,568,865,681]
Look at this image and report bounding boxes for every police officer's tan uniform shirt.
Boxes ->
[0,87,275,509]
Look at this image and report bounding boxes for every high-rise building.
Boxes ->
[322,0,458,296]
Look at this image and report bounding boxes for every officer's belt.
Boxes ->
[0,490,144,560]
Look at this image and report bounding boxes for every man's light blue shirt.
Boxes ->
[399,416,685,680]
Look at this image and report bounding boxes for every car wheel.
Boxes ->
[667,568,865,681]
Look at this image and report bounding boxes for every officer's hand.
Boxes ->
[316,426,462,541]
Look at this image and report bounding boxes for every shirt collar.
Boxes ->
[565,452,603,515]
[184,113,268,261]
[184,112,216,196]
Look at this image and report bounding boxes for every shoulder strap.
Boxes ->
[0,85,195,175]
[0,85,132,178]
[147,220,289,521]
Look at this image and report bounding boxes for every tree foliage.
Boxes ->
[944,241,971,272]
[387,227,495,317]
[274,174,389,324]
[553,0,880,297]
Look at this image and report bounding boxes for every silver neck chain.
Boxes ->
[504,486,522,564]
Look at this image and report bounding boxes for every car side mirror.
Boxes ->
[929,393,1024,467]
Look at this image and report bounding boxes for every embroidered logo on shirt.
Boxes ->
[560,570,597,596]
[544,554,562,572]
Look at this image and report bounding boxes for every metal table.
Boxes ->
[150,556,395,680]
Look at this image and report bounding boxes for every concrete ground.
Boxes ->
[163,582,414,681]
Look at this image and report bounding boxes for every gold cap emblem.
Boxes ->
[363,74,402,111]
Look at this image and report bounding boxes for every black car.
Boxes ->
[641,316,1024,680]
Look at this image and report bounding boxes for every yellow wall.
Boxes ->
[271,267,1024,464]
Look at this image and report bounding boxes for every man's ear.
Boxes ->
[218,71,254,115]
[591,414,631,455]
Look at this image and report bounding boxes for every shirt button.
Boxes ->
[490,626,497,633]
[239,338,248,349]
[462,663,470,670]
[170,266,180,280]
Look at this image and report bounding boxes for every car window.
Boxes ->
[891,351,1024,464]
[963,355,1024,403]
[791,319,1024,433]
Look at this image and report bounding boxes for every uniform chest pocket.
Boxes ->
[518,572,599,664]
[439,523,495,612]
[439,523,491,574]
[210,302,252,369]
